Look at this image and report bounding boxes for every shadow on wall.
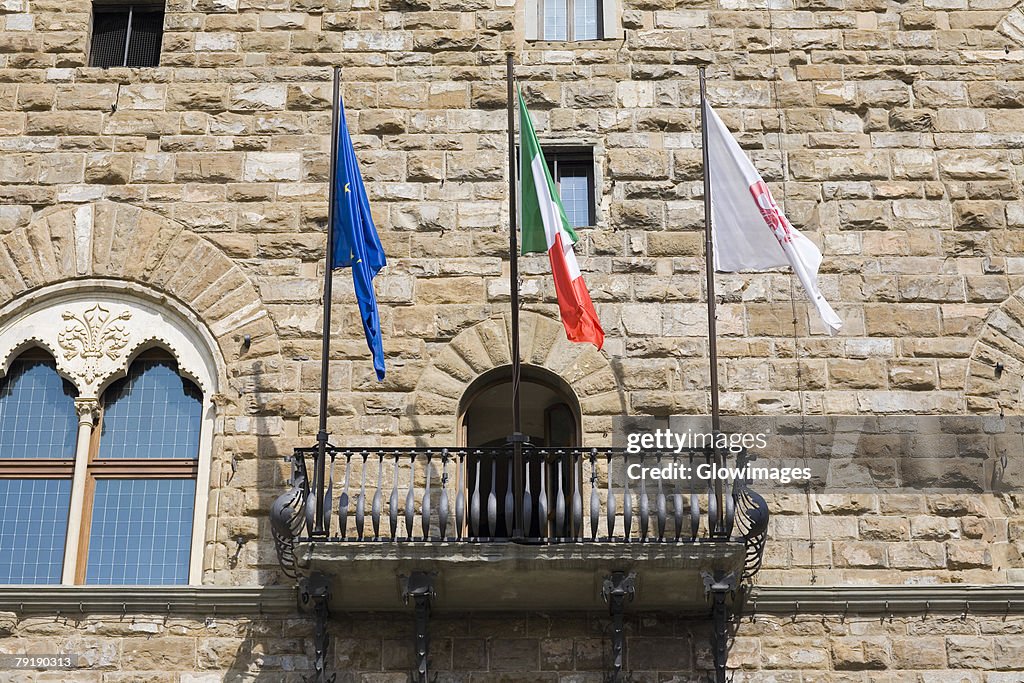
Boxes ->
[301,610,722,681]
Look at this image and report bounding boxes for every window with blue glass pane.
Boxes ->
[99,353,202,459]
[0,479,72,584]
[545,148,596,228]
[85,478,195,585]
[0,355,78,459]
[559,173,591,228]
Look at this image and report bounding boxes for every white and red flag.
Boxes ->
[706,103,842,335]
[519,91,605,349]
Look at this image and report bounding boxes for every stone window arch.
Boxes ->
[412,312,623,447]
[0,282,223,585]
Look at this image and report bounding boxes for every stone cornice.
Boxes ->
[3,584,1023,617]
[0,586,297,616]
[747,584,1024,615]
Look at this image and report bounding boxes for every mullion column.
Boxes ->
[61,398,98,585]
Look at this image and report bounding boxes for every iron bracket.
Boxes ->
[300,572,335,683]
[702,571,737,683]
[601,571,637,683]
[402,571,437,683]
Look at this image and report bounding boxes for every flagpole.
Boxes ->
[313,65,342,537]
[506,52,525,539]
[699,66,721,434]
[699,66,727,536]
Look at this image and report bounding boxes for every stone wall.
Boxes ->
[3,610,1024,681]
[1,0,1024,674]
[4,0,1024,423]
[762,491,1024,586]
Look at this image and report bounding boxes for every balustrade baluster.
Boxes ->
[606,452,616,540]
[572,452,583,540]
[623,464,633,542]
[690,452,700,540]
[470,456,481,538]
[537,456,548,539]
[324,452,334,537]
[673,456,684,542]
[555,453,566,539]
[439,450,450,539]
[706,450,718,537]
[304,470,315,538]
[422,453,432,539]
[725,468,737,538]
[455,452,466,540]
[504,457,514,538]
[405,455,416,540]
[589,450,599,541]
[656,455,667,541]
[523,456,533,539]
[639,453,649,541]
[356,452,367,541]
[389,454,399,540]
[487,453,498,539]
[338,452,351,540]
[372,454,383,540]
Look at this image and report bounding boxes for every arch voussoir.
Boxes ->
[412,312,624,445]
[998,4,1024,45]
[2,201,282,377]
[40,211,77,278]
[966,284,1024,413]
[2,229,43,290]
[475,318,511,367]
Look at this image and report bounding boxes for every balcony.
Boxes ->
[271,445,769,612]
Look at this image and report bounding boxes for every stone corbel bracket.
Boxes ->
[0,288,219,400]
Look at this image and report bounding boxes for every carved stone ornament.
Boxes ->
[0,288,221,401]
[58,304,132,385]
[74,398,100,426]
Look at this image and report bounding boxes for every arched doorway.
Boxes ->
[458,365,581,538]
[458,365,581,448]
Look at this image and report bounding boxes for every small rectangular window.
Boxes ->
[545,147,596,228]
[90,4,164,68]
[539,0,603,41]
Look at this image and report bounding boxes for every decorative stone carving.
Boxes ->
[58,304,133,385]
[74,398,100,426]
[0,282,222,401]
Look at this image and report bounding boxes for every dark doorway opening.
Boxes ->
[459,365,581,539]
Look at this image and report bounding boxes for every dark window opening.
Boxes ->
[90,4,164,68]
[460,366,581,539]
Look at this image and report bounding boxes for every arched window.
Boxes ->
[0,349,203,585]
[0,353,78,584]
[83,351,202,585]
[0,288,223,586]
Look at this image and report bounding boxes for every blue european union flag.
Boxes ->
[331,96,386,381]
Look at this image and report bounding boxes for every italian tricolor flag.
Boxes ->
[518,92,605,350]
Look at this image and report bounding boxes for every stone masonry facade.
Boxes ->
[2,0,1024,679]
[3,610,1024,680]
